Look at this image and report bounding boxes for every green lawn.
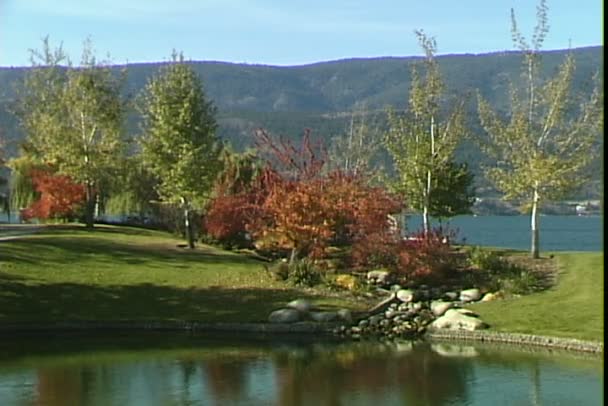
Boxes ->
[470,251,604,342]
[0,225,369,323]
[0,225,603,342]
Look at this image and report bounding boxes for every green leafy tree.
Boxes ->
[384,30,468,234]
[15,37,126,228]
[138,53,223,248]
[104,156,159,221]
[429,162,475,220]
[477,0,603,258]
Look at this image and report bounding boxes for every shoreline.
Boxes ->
[0,320,602,354]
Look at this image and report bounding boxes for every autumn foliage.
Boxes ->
[20,169,85,221]
[205,129,404,261]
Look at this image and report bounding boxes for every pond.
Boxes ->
[0,332,602,405]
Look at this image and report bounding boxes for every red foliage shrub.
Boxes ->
[395,228,458,284]
[21,170,85,221]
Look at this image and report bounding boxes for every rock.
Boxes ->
[310,311,339,322]
[366,269,393,285]
[337,309,352,323]
[481,292,503,302]
[429,309,488,331]
[444,291,459,301]
[430,300,454,317]
[459,288,482,302]
[454,308,479,317]
[368,314,384,326]
[286,299,313,313]
[268,308,301,323]
[396,289,416,303]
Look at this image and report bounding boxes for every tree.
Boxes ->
[104,156,159,221]
[429,162,475,221]
[384,30,468,235]
[328,104,385,180]
[138,52,223,248]
[477,0,603,258]
[15,37,126,228]
[246,129,403,264]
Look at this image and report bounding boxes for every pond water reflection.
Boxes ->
[0,332,602,405]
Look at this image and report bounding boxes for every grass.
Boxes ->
[0,225,603,342]
[0,225,370,323]
[469,251,604,342]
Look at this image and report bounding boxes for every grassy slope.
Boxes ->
[0,225,368,323]
[470,252,604,342]
[0,225,603,342]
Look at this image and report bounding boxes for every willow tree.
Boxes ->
[385,31,468,234]
[477,0,603,258]
[15,38,126,228]
[138,53,223,248]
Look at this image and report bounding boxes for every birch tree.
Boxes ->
[385,31,468,234]
[329,104,384,179]
[477,0,603,258]
[16,38,126,228]
[138,53,223,248]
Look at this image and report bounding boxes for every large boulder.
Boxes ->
[268,308,301,323]
[481,291,503,302]
[310,311,340,322]
[286,299,313,313]
[430,300,454,317]
[459,288,482,302]
[429,308,488,331]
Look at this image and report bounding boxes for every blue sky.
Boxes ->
[0,0,603,67]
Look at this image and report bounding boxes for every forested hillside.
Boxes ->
[0,46,602,198]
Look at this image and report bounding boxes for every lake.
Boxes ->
[404,215,603,252]
[0,333,602,406]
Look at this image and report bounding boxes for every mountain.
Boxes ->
[0,46,603,199]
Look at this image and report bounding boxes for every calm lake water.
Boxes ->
[0,333,602,406]
[405,215,603,252]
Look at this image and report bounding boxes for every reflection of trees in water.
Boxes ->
[270,342,473,406]
[36,366,94,406]
[202,356,249,405]
[395,343,472,406]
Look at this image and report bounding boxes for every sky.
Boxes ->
[0,0,603,67]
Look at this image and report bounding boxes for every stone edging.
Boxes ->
[424,330,603,354]
[0,321,602,354]
[0,320,339,336]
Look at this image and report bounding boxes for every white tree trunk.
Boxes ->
[530,186,540,259]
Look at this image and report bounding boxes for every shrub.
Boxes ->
[395,228,460,285]
[288,258,323,287]
[468,246,504,271]
[21,169,85,221]
[203,194,259,248]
